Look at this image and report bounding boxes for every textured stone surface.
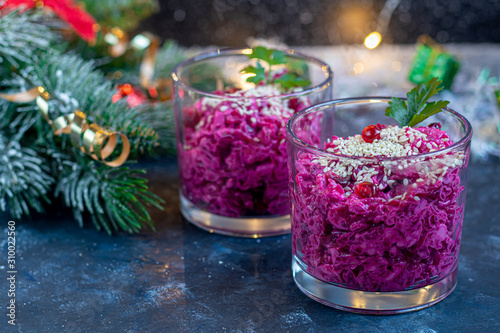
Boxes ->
[1,156,499,332]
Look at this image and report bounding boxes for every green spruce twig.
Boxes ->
[0,136,53,219]
[0,11,164,233]
[0,10,59,68]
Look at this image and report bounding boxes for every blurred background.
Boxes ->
[139,0,500,47]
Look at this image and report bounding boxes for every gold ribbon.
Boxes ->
[103,27,130,58]
[102,28,173,101]
[0,86,130,167]
[0,87,43,102]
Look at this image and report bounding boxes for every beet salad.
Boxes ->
[291,123,467,292]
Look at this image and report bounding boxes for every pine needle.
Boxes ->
[0,11,164,233]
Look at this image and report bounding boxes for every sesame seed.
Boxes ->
[310,125,461,201]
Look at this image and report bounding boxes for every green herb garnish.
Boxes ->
[385,77,450,127]
[240,46,311,89]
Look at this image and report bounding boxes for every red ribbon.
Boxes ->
[0,0,98,42]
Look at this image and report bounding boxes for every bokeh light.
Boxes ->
[364,31,382,49]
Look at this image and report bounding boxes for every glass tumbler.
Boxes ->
[287,98,472,314]
[172,48,332,237]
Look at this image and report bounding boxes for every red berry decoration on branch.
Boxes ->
[112,84,147,108]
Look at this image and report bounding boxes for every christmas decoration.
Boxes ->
[71,0,161,83]
[112,84,148,108]
[408,35,460,89]
[80,0,158,33]
[72,0,187,153]
[0,0,98,42]
[1,86,131,167]
[112,40,192,153]
[440,68,500,160]
[495,89,500,109]
[0,10,164,233]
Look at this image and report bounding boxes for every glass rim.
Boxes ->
[286,97,473,162]
[171,47,333,100]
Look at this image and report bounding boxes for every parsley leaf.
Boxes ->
[385,77,450,127]
[385,98,411,126]
[241,46,311,90]
[407,100,450,127]
[241,62,266,84]
[275,73,311,89]
[248,46,286,66]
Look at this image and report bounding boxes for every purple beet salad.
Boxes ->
[291,123,467,292]
[179,84,310,217]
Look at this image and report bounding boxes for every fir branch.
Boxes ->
[0,136,53,218]
[80,0,159,32]
[26,50,159,156]
[135,101,176,154]
[54,159,163,234]
[26,51,165,232]
[115,40,187,154]
[117,39,189,87]
[0,11,165,233]
[153,40,191,82]
[0,95,37,140]
[0,11,59,68]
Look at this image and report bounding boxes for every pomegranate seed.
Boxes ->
[427,122,442,129]
[183,107,201,127]
[288,98,300,111]
[361,124,385,143]
[224,87,240,94]
[354,182,378,198]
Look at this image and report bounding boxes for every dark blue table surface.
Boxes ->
[2,157,500,333]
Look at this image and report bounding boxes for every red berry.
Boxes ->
[361,124,385,143]
[225,87,240,94]
[288,98,300,111]
[354,182,378,198]
[183,107,201,127]
[427,122,442,129]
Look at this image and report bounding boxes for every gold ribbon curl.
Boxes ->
[0,86,130,167]
[103,28,172,101]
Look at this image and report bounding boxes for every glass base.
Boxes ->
[292,256,457,315]
[180,193,291,238]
